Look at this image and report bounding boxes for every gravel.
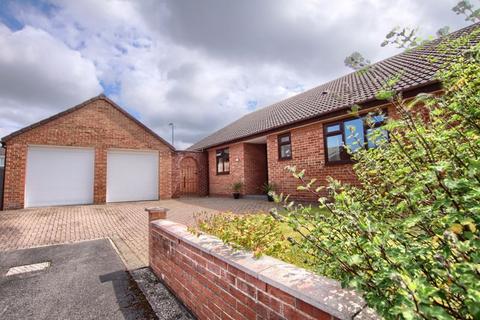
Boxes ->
[130,268,195,320]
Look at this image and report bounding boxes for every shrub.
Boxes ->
[190,211,313,269]
[271,34,480,319]
[231,182,243,193]
[261,182,277,194]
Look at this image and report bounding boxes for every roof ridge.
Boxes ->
[1,94,104,143]
[1,94,176,150]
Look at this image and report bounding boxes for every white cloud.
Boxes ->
[0,0,472,148]
[0,24,102,137]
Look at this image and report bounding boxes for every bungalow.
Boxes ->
[1,23,478,210]
[187,22,480,201]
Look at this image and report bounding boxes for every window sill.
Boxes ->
[216,172,230,175]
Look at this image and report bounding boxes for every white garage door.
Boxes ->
[107,150,159,203]
[25,146,95,207]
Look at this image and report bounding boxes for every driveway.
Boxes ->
[0,197,278,269]
[0,239,193,320]
[0,240,156,319]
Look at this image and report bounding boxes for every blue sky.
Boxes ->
[0,0,473,149]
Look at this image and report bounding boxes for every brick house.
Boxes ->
[187,23,479,201]
[1,23,478,209]
[1,96,207,210]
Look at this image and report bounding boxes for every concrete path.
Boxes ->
[0,197,278,269]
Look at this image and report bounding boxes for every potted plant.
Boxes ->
[262,182,276,202]
[232,182,243,199]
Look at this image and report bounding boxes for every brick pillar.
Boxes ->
[147,207,169,267]
[145,207,169,221]
[159,151,173,199]
[94,147,107,204]
[3,144,28,210]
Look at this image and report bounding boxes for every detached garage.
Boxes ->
[1,94,176,210]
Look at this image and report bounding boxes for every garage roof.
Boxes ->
[1,94,175,150]
[188,22,480,151]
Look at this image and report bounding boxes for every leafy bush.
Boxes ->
[272,36,480,319]
[190,212,313,269]
[231,182,243,193]
[261,182,277,194]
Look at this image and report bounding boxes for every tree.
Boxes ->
[344,0,480,70]
[453,0,480,22]
[272,29,480,319]
[344,52,371,71]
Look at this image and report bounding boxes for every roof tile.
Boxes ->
[189,23,480,151]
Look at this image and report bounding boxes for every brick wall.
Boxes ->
[172,151,209,197]
[0,167,4,210]
[205,107,396,201]
[266,122,356,201]
[266,105,396,201]
[149,219,375,320]
[2,97,175,210]
[243,143,267,195]
[208,143,268,196]
[208,143,245,196]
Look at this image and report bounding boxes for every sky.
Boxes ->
[0,0,473,149]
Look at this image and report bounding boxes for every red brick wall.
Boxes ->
[243,143,267,195]
[208,143,245,196]
[2,98,175,210]
[206,107,396,202]
[150,221,337,320]
[266,122,356,201]
[172,152,209,197]
[208,143,268,196]
[266,106,396,201]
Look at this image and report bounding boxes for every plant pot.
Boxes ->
[267,195,274,202]
[233,192,240,199]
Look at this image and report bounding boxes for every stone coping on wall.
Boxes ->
[151,219,380,320]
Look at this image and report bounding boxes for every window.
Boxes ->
[278,133,292,160]
[216,148,230,174]
[0,155,4,167]
[324,113,387,164]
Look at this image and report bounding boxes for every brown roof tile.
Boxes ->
[189,22,480,151]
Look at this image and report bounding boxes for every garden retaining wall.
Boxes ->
[149,218,379,320]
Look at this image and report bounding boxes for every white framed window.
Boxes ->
[0,155,4,167]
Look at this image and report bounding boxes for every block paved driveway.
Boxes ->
[0,197,279,270]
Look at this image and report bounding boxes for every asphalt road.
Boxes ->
[0,239,157,320]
